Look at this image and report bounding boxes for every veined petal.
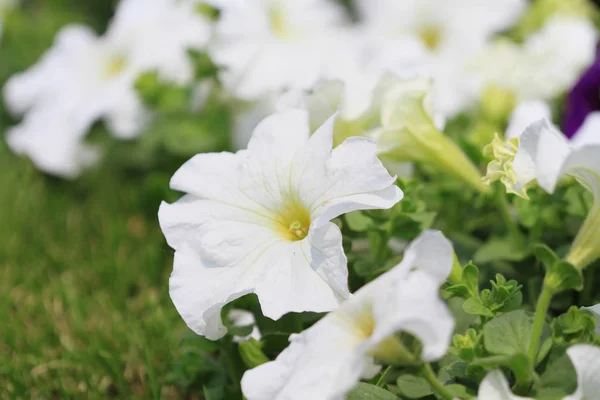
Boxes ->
[370,269,454,361]
[242,230,454,399]
[254,239,343,320]
[564,344,600,400]
[169,245,258,340]
[477,370,534,400]
[161,109,401,337]
[306,137,401,227]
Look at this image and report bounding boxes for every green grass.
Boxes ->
[0,140,201,398]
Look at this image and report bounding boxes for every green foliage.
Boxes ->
[552,306,598,345]
[395,375,433,399]
[346,383,398,400]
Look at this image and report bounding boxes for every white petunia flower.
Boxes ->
[4,0,211,178]
[493,119,600,268]
[241,230,455,400]
[228,309,262,343]
[353,0,526,116]
[474,17,597,112]
[158,109,403,340]
[476,370,533,400]
[564,344,600,400]
[208,0,349,101]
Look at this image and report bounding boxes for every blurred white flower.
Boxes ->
[228,309,261,343]
[207,0,350,100]
[474,17,597,111]
[158,109,403,340]
[564,344,600,400]
[476,370,533,400]
[353,0,527,116]
[4,0,211,178]
[506,100,552,139]
[241,230,455,400]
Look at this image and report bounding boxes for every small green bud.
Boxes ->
[481,85,516,123]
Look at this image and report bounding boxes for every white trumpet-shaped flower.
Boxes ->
[158,109,403,340]
[241,230,455,400]
[474,17,597,111]
[490,119,600,268]
[208,0,349,101]
[4,0,210,178]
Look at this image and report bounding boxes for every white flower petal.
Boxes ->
[513,119,570,192]
[393,229,455,285]
[308,137,402,228]
[572,112,600,147]
[161,110,401,337]
[242,230,454,400]
[564,344,600,400]
[557,144,600,198]
[477,370,534,400]
[6,109,100,178]
[169,245,256,340]
[506,100,551,139]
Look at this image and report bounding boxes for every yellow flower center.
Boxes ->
[268,5,291,39]
[418,25,442,51]
[275,200,311,241]
[104,55,127,78]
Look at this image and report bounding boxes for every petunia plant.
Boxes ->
[4,0,600,399]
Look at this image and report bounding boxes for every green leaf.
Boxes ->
[395,375,433,399]
[534,350,578,399]
[346,383,398,400]
[445,383,472,398]
[533,244,559,268]
[483,310,550,357]
[345,211,376,232]
[474,236,529,264]
[462,297,493,317]
[545,261,583,292]
[462,263,480,297]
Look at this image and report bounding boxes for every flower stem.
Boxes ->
[375,366,392,387]
[494,187,524,245]
[528,284,553,365]
[223,337,243,392]
[419,363,454,400]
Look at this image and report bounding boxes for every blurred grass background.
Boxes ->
[0,1,219,398]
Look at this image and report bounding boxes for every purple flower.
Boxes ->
[564,45,600,138]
